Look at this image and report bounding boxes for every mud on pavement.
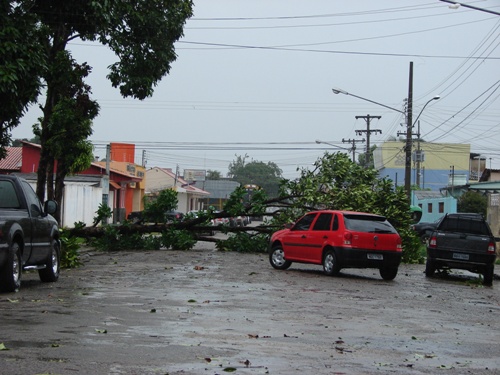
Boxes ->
[1,247,499,375]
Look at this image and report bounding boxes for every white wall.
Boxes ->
[61,183,103,227]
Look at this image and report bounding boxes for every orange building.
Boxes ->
[94,143,146,221]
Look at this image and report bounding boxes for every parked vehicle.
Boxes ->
[230,215,249,227]
[426,213,497,285]
[0,175,60,292]
[411,217,442,244]
[269,210,402,280]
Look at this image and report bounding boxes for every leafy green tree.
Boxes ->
[357,144,377,168]
[0,1,44,158]
[458,191,487,216]
[33,53,99,221]
[143,189,179,224]
[206,170,222,180]
[278,152,422,263]
[228,154,283,198]
[2,1,193,203]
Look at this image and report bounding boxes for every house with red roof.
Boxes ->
[0,142,144,226]
[0,147,23,174]
[146,167,210,213]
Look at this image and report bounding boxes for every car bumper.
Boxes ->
[427,248,496,271]
[337,248,402,269]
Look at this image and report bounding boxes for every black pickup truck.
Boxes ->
[0,175,60,292]
[425,213,497,285]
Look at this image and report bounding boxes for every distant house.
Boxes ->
[0,147,22,174]
[145,167,209,213]
[0,142,143,226]
[192,179,240,210]
[374,141,470,191]
[93,142,146,221]
[413,190,457,223]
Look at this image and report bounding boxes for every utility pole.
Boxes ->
[355,114,382,167]
[415,120,422,187]
[342,138,365,163]
[405,62,414,202]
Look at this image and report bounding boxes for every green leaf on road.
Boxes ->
[0,343,9,350]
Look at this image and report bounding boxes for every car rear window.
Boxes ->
[343,214,397,234]
[0,180,20,209]
[439,217,491,235]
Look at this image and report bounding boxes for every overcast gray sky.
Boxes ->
[13,0,500,179]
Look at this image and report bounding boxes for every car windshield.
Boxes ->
[343,214,397,234]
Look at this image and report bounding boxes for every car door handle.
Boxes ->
[323,236,328,239]
[301,235,307,238]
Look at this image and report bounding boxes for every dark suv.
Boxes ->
[269,210,402,280]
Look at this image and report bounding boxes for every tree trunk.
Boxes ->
[53,162,67,225]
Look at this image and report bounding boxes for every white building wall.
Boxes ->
[61,183,102,227]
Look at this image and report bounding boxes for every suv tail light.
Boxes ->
[344,232,352,245]
[429,236,437,248]
[488,242,496,254]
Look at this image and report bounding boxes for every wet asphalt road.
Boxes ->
[1,243,499,375]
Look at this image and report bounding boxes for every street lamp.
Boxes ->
[315,139,350,151]
[332,87,439,199]
[332,88,405,115]
[412,95,440,127]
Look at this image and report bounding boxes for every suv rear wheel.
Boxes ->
[425,258,436,277]
[483,265,494,286]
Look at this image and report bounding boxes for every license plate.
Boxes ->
[367,253,383,260]
[453,253,469,260]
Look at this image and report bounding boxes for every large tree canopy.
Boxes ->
[2,0,194,206]
[0,1,44,157]
[228,154,283,198]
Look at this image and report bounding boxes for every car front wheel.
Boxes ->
[323,249,340,276]
[269,245,291,270]
[39,239,60,283]
[0,242,22,293]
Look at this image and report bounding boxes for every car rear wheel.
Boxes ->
[425,258,436,277]
[0,242,22,293]
[323,249,340,276]
[269,245,291,270]
[483,265,494,286]
[39,239,60,282]
[379,267,398,281]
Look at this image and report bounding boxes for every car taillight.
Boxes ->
[344,232,352,245]
[429,236,437,248]
[396,237,402,251]
[488,242,496,254]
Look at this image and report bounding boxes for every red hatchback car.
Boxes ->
[269,210,403,280]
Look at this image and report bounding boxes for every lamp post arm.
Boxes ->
[439,0,500,16]
[412,96,440,127]
[332,89,405,115]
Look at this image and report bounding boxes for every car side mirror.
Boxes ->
[284,223,293,229]
[44,200,58,215]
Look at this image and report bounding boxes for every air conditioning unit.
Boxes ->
[129,182,136,188]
